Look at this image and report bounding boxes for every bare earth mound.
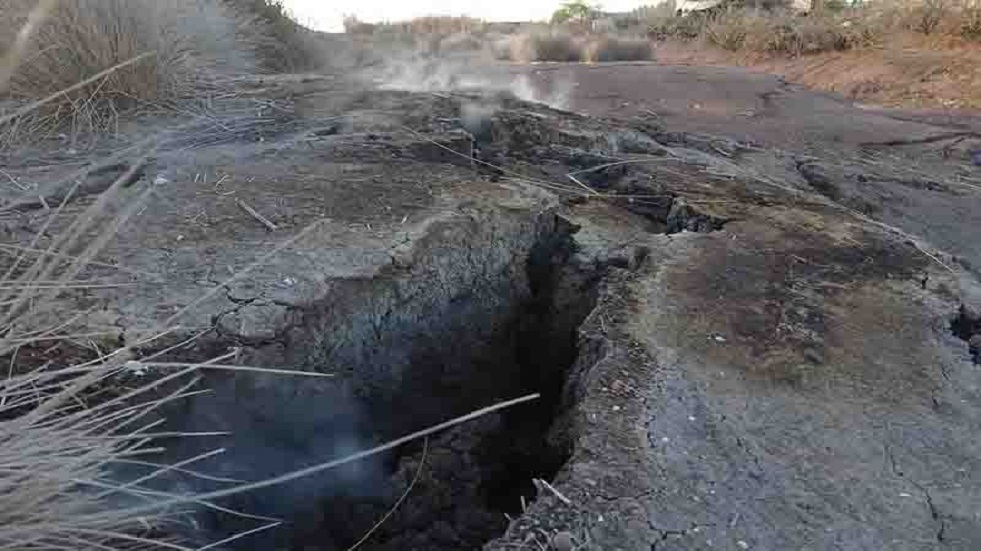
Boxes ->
[2,68,980,550]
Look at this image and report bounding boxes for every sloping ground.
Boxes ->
[655,36,981,110]
[2,73,980,550]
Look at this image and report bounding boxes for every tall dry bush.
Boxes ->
[0,0,253,105]
[224,0,327,71]
[585,36,654,61]
[505,32,585,62]
[700,8,882,55]
[499,31,653,62]
[0,0,257,141]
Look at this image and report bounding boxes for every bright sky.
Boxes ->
[284,1,650,32]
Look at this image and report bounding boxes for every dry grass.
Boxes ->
[656,29,981,108]
[224,0,327,72]
[0,132,197,548]
[0,0,247,146]
[700,8,881,55]
[341,15,652,64]
[0,0,329,145]
[0,0,251,126]
[498,31,652,62]
[585,36,653,62]
[654,0,981,57]
[521,32,586,62]
[654,1,981,108]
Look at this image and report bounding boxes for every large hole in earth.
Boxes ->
[951,304,981,365]
[132,213,604,549]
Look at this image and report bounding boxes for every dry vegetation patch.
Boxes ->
[651,0,981,108]
[0,0,324,144]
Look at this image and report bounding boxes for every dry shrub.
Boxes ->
[756,14,855,55]
[703,10,759,51]
[0,0,254,137]
[963,5,981,40]
[224,0,327,72]
[0,146,204,548]
[585,36,654,61]
[658,0,981,52]
[0,0,327,141]
[838,0,980,40]
[650,11,717,40]
[702,9,881,56]
[532,32,586,61]
[505,32,585,62]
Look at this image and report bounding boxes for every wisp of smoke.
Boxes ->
[369,47,573,110]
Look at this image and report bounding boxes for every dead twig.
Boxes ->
[566,174,599,196]
[138,362,334,377]
[345,438,429,551]
[235,198,277,231]
[534,478,573,506]
[64,393,540,526]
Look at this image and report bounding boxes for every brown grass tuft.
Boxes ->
[224,0,327,72]
[0,0,328,143]
[0,0,254,140]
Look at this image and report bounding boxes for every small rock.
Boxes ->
[737,541,749,550]
[153,175,169,186]
[550,531,574,551]
[712,334,727,343]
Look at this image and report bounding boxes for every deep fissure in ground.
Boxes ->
[951,304,981,364]
[149,214,602,550]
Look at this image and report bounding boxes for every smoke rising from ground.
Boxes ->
[364,46,574,110]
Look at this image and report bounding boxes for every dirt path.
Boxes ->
[512,61,981,152]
